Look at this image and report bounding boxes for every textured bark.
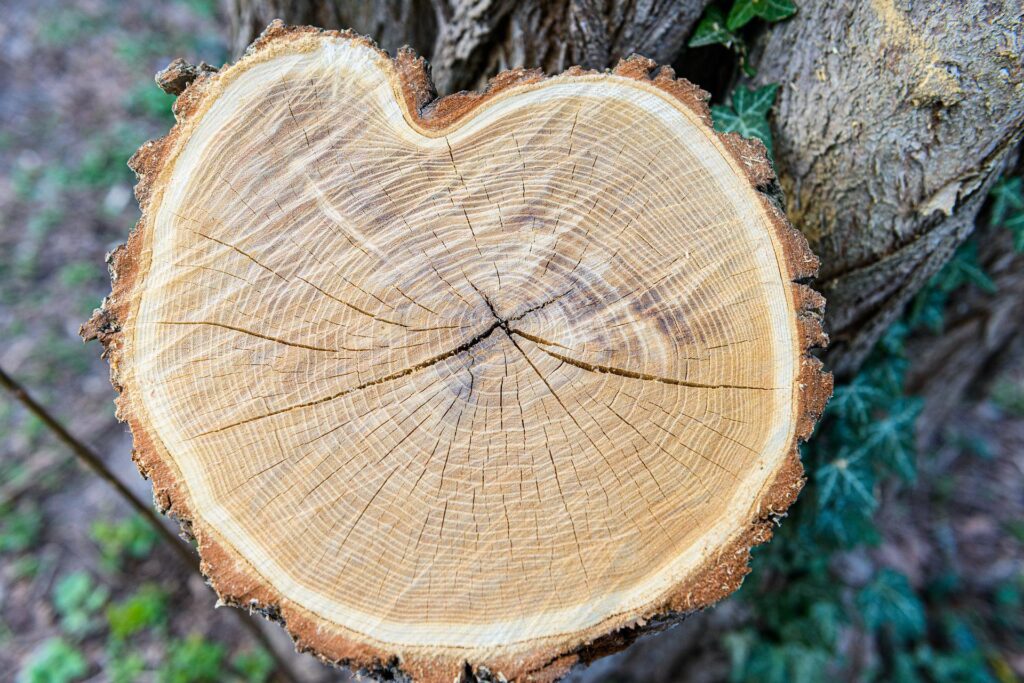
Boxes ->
[227,0,710,94]
[226,0,438,60]
[751,0,1024,376]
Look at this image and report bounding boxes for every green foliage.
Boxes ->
[18,638,88,683]
[159,635,226,683]
[90,513,159,571]
[106,584,168,640]
[725,171,1024,680]
[727,0,797,30]
[108,653,146,683]
[231,649,275,683]
[858,570,926,643]
[57,262,101,289]
[0,502,43,553]
[991,376,1024,416]
[689,0,797,72]
[711,84,779,156]
[688,7,741,49]
[989,176,1024,251]
[52,571,110,637]
[126,83,177,127]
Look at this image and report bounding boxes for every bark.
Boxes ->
[226,0,710,93]
[751,0,1024,376]
[226,0,438,60]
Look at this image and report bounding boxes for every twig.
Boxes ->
[0,365,302,683]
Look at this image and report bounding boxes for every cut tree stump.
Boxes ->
[84,22,831,683]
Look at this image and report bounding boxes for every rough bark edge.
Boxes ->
[81,21,832,683]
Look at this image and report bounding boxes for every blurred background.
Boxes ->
[1,1,1022,682]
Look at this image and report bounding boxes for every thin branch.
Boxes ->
[0,365,302,683]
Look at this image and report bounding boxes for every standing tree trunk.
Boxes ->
[750,0,1024,377]
[227,0,711,93]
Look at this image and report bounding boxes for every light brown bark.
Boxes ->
[751,0,1024,376]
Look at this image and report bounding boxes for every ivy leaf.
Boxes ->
[827,377,885,425]
[712,84,779,155]
[991,176,1024,252]
[19,638,88,683]
[861,398,922,482]
[989,176,1023,226]
[688,6,740,48]
[858,569,926,643]
[733,83,778,117]
[817,449,876,511]
[938,242,997,295]
[727,0,797,31]
[1006,213,1024,252]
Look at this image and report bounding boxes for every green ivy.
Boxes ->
[990,176,1024,251]
[106,584,168,640]
[159,635,226,683]
[725,171,1024,681]
[689,0,797,73]
[0,502,43,554]
[231,649,275,683]
[711,84,780,156]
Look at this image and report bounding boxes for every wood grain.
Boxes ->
[86,23,830,682]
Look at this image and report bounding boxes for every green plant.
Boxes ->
[11,555,42,581]
[108,653,146,683]
[52,571,109,637]
[991,377,1024,416]
[689,0,796,73]
[989,176,1024,251]
[159,635,226,683]
[106,584,168,639]
[231,649,275,683]
[18,638,88,683]
[711,84,780,157]
[90,513,159,571]
[858,569,926,643]
[58,262,100,289]
[126,83,177,126]
[723,160,1023,680]
[0,502,43,553]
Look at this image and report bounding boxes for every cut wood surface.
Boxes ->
[87,22,830,683]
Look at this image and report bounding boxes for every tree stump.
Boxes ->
[87,22,830,683]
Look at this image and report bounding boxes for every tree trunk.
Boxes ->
[227,0,710,93]
[750,0,1024,377]
[149,1,1022,680]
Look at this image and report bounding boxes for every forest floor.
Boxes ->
[0,1,1021,682]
